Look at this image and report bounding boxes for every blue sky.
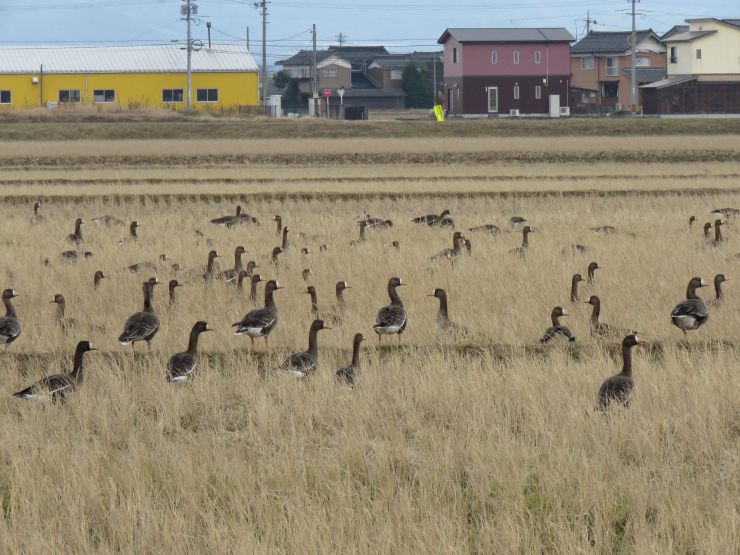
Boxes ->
[0,0,736,68]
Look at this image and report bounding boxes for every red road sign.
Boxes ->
[323,89,332,98]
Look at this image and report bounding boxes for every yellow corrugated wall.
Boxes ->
[0,71,258,110]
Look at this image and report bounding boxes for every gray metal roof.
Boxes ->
[664,30,717,43]
[571,30,660,54]
[276,50,343,66]
[327,46,390,61]
[621,67,667,84]
[351,72,381,89]
[661,25,689,39]
[438,28,574,44]
[640,74,695,89]
[0,44,257,74]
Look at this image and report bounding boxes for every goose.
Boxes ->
[0,289,21,350]
[13,341,97,403]
[353,221,367,243]
[61,250,93,263]
[29,202,46,225]
[66,218,84,245]
[359,215,384,226]
[125,254,171,274]
[165,321,213,382]
[302,269,313,282]
[49,294,76,331]
[277,319,331,377]
[509,216,527,228]
[587,262,602,284]
[468,224,501,235]
[584,296,635,339]
[703,222,714,240]
[365,219,393,230]
[412,209,450,226]
[712,219,727,246]
[270,247,284,265]
[509,226,536,257]
[210,205,242,226]
[301,248,312,256]
[437,215,455,228]
[169,280,184,306]
[198,250,221,280]
[271,215,283,236]
[392,240,400,251]
[335,281,352,312]
[227,211,259,228]
[129,221,141,241]
[218,246,247,283]
[563,244,589,256]
[93,270,108,290]
[243,274,267,307]
[707,274,729,308]
[540,307,575,344]
[118,279,160,350]
[670,277,709,341]
[689,216,697,229]
[711,208,739,219]
[431,231,466,261]
[92,215,124,227]
[373,277,407,345]
[319,244,330,252]
[427,288,470,336]
[336,333,365,387]
[591,226,616,234]
[570,274,585,303]
[232,280,283,351]
[281,226,290,252]
[595,335,646,411]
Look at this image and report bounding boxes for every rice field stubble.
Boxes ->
[1,137,740,552]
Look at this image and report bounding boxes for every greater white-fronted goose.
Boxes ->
[320,244,330,252]
[335,281,352,312]
[336,333,365,386]
[707,274,729,307]
[373,277,407,345]
[431,231,466,261]
[93,270,108,290]
[129,221,141,240]
[570,274,585,303]
[540,307,575,344]
[232,280,283,351]
[711,208,739,219]
[165,321,213,382]
[66,218,84,245]
[13,341,97,403]
[118,279,161,350]
[703,222,714,240]
[50,294,76,331]
[92,215,123,227]
[61,250,93,263]
[302,269,313,282]
[301,248,312,256]
[712,219,727,246]
[125,254,171,274]
[304,286,342,325]
[670,277,709,341]
[689,216,697,229]
[245,260,259,276]
[591,226,616,234]
[200,250,221,280]
[427,288,470,336]
[228,211,259,228]
[360,216,384,226]
[365,219,393,230]
[219,246,247,283]
[271,215,283,236]
[595,334,646,411]
[437,215,455,228]
[462,238,472,256]
[210,205,242,226]
[583,295,635,339]
[281,226,290,252]
[412,209,451,226]
[270,246,284,265]
[0,289,21,349]
[30,202,46,225]
[563,244,589,256]
[244,274,266,307]
[169,279,184,306]
[352,221,367,244]
[509,226,536,257]
[587,262,602,284]
[392,240,400,251]
[277,319,331,377]
[509,216,527,228]
[468,224,501,235]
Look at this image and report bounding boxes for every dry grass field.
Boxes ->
[1,132,740,552]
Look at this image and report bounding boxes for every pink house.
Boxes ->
[437,28,574,115]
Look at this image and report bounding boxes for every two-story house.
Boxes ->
[274,50,352,93]
[437,28,574,116]
[366,51,442,90]
[570,30,665,113]
[642,19,740,114]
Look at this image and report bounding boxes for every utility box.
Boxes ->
[549,95,561,118]
[267,94,282,118]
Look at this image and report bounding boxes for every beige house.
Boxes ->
[275,51,351,92]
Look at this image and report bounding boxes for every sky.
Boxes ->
[0,0,736,69]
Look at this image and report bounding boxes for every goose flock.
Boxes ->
[6,202,738,412]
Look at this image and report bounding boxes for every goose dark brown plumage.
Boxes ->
[427,288,470,336]
[712,219,727,246]
[125,254,170,274]
[271,215,283,235]
[271,247,284,265]
[93,270,108,290]
[412,209,451,226]
[13,341,97,403]
[703,222,713,240]
[431,231,466,261]
[540,307,575,344]
[670,277,709,341]
[373,277,407,345]
[468,224,501,235]
[302,268,313,282]
[50,294,76,331]
[118,279,160,350]
[510,226,535,257]
[596,335,646,411]
[584,295,635,339]
[232,280,283,351]
[707,274,729,308]
[0,289,21,349]
[587,262,602,284]
[277,319,331,377]
[30,202,46,225]
[169,280,184,306]
[570,274,585,303]
[66,218,84,245]
[336,333,365,386]
[219,246,247,283]
[210,205,242,226]
[129,221,141,240]
[165,321,213,382]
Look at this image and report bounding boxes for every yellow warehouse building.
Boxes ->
[0,44,258,110]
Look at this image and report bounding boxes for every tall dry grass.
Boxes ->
[1,192,740,551]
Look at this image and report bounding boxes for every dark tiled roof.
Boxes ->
[326,45,389,61]
[621,67,667,84]
[276,50,338,66]
[408,51,442,62]
[723,19,740,27]
[351,72,381,89]
[438,28,574,44]
[661,25,689,39]
[571,30,659,54]
[369,55,412,69]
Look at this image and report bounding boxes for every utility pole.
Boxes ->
[181,0,197,110]
[584,10,597,34]
[253,1,269,105]
[312,24,318,116]
[336,32,346,46]
[630,0,638,114]
[207,21,211,48]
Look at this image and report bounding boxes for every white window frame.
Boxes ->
[196,88,218,103]
[322,67,337,78]
[390,69,402,80]
[581,56,594,70]
[162,89,184,103]
[513,86,520,100]
[635,55,650,67]
[513,51,519,64]
[59,89,81,104]
[93,89,115,104]
[0,90,10,104]
[535,51,541,64]
[605,56,619,77]
[535,86,541,99]
[487,87,498,113]
[491,51,497,64]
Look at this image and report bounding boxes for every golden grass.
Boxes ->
[2,149,740,551]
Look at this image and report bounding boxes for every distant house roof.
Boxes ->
[276,50,345,66]
[685,18,740,28]
[621,67,667,84]
[661,25,689,40]
[640,74,695,89]
[368,55,412,69]
[326,45,390,61]
[351,72,381,89]
[664,30,717,43]
[408,51,443,62]
[438,28,574,44]
[0,44,257,74]
[571,30,661,54]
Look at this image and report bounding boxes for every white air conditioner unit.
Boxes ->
[615,103,623,111]
[509,109,520,117]
[559,106,570,116]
